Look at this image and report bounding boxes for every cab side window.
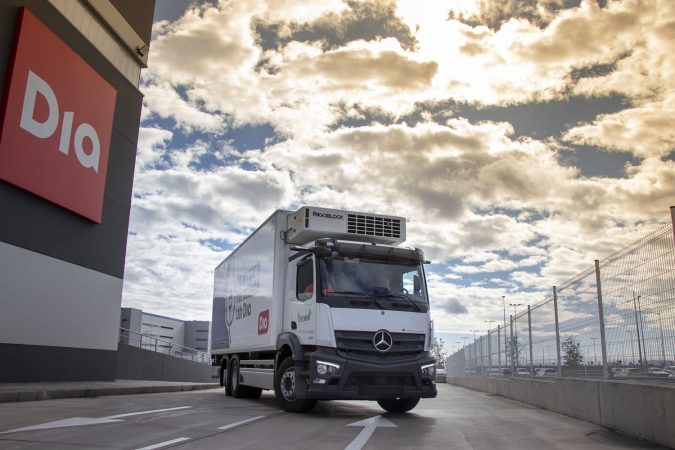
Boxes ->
[296,259,314,301]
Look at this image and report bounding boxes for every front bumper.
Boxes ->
[298,347,437,400]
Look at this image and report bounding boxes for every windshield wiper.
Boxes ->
[383,293,423,312]
[329,291,386,310]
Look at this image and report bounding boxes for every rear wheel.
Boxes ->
[229,356,263,399]
[223,360,232,396]
[230,356,245,398]
[274,358,317,413]
[377,397,420,413]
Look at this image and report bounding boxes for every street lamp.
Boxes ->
[656,312,666,366]
[626,330,636,365]
[502,296,507,366]
[509,303,522,338]
[591,337,598,366]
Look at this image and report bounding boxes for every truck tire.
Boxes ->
[377,398,420,413]
[223,360,232,396]
[230,356,246,398]
[229,356,263,399]
[274,357,317,413]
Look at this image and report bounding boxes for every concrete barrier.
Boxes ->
[116,344,213,382]
[447,376,675,449]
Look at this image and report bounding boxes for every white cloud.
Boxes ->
[123,0,674,330]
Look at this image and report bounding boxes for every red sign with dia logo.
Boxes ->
[258,310,269,335]
[0,8,117,223]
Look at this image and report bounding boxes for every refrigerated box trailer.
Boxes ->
[211,206,437,413]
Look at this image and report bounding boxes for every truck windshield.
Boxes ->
[318,256,429,312]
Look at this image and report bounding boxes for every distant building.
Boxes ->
[120,308,210,355]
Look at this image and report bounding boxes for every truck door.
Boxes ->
[286,255,316,344]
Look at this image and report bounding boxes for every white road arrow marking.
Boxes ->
[345,415,397,450]
[0,406,192,434]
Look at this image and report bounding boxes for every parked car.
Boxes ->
[616,368,641,377]
[535,368,557,377]
[646,368,671,378]
[435,368,447,383]
[515,367,531,376]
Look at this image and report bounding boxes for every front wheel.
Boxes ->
[274,358,317,413]
[377,397,420,413]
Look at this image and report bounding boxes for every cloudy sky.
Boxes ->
[122,0,674,351]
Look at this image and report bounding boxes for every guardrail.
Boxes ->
[118,327,210,364]
[447,215,675,383]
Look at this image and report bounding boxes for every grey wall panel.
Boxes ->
[0,242,123,351]
[117,344,214,383]
[105,129,139,209]
[0,343,116,382]
[0,187,131,278]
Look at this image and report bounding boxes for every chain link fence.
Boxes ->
[447,214,675,382]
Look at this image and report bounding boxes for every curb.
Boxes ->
[0,383,220,403]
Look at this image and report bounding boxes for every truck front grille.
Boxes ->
[334,330,425,359]
[347,214,401,239]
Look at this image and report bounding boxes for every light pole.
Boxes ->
[657,312,666,366]
[626,330,636,365]
[509,303,522,365]
[630,292,645,371]
[509,304,522,338]
[502,295,507,368]
[591,337,598,366]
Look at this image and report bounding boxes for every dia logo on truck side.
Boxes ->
[258,310,269,335]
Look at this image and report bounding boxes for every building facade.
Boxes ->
[120,307,211,355]
[0,0,154,382]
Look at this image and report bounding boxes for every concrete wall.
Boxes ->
[116,344,214,383]
[447,376,675,449]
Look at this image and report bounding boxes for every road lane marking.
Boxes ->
[135,437,190,450]
[217,415,267,431]
[107,406,192,419]
[0,406,192,434]
[345,415,397,450]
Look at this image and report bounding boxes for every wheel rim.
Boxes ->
[280,367,296,401]
[231,362,238,391]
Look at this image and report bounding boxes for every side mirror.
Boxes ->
[413,275,421,295]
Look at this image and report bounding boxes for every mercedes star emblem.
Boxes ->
[373,330,393,352]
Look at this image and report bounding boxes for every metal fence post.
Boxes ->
[487,329,492,369]
[553,286,562,376]
[528,305,534,378]
[479,336,484,374]
[594,260,609,378]
[510,315,515,375]
[497,324,502,372]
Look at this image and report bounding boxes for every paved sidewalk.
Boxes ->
[0,379,220,403]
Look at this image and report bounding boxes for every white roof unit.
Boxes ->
[285,206,406,245]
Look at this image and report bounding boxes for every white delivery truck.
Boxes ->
[211,206,437,413]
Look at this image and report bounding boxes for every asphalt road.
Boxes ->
[0,383,665,449]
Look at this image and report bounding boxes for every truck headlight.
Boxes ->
[316,360,340,376]
[421,363,436,378]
